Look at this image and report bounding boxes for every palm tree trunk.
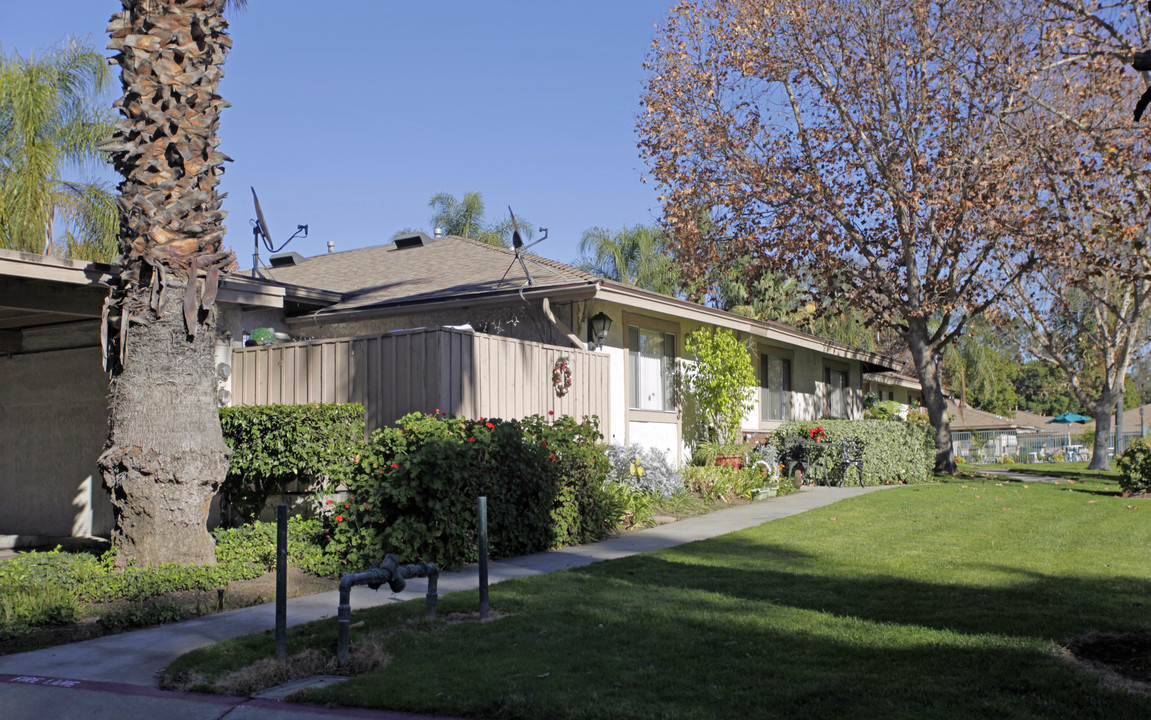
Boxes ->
[99,0,236,566]
[101,276,228,566]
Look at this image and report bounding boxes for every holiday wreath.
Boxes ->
[552,357,572,397]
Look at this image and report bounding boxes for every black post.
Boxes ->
[275,503,287,662]
[478,496,489,620]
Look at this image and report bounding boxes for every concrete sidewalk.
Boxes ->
[0,485,885,720]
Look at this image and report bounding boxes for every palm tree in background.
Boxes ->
[576,224,678,294]
[423,190,530,247]
[99,0,246,566]
[0,39,117,261]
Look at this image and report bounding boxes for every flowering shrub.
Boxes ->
[808,426,827,443]
[606,443,684,496]
[317,412,616,571]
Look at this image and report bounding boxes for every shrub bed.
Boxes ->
[1116,437,1151,495]
[318,412,616,571]
[219,403,365,522]
[769,419,933,485]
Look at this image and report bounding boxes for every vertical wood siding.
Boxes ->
[230,329,610,436]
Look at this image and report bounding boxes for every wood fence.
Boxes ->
[230,328,610,434]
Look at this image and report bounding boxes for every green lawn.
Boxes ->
[166,473,1151,719]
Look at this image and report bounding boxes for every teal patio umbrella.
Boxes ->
[1046,412,1093,447]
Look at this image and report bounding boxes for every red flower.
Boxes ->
[350,496,355,501]
[550,455,557,461]
[390,463,400,469]
[548,410,554,415]
[344,503,350,509]
[325,499,334,505]
[541,441,547,446]
[485,422,494,429]
[467,437,475,442]
[336,515,344,522]
[362,503,369,510]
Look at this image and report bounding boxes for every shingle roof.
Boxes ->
[260,235,601,311]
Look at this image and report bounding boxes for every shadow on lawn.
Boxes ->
[579,534,1151,642]
[319,541,1151,720]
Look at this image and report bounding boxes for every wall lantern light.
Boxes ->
[590,311,613,351]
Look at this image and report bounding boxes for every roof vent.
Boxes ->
[394,232,434,249]
[269,252,305,267]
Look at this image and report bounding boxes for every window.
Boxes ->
[825,366,850,418]
[760,353,792,421]
[628,324,676,412]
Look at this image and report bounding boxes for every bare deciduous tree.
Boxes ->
[639,0,1043,472]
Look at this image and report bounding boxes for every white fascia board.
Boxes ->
[0,249,118,286]
[595,284,895,369]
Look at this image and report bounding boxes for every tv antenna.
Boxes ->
[250,186,308,278]
[497,205,567,298]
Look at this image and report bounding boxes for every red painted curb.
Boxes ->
[0,674,469,719]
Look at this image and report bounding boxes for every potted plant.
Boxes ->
[695,439,749,469]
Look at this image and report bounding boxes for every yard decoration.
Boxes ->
[552,357,572,396]
[98,0,247,567]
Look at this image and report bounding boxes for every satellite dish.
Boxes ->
[509,206,524,249]
[250,186,308,278]
[498,205,565,298]
[252,187,273,246]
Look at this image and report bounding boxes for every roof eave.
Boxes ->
[284,281,600,330]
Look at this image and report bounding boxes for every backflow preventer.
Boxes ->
[337,554,439,665]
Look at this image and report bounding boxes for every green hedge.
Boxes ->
[1116,438,1151,495]
[321,412,616,572]
[219,403,366,522]
[769,419,933,485]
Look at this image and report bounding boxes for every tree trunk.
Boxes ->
[907,318,956,474]
[1115,397,1125,458]
[99,277,229,567]
[100,1,236,566]
[1087,392,1121,471]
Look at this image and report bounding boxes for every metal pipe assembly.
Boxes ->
[336,553,439,665]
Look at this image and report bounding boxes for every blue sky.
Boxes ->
[2,1,674,266]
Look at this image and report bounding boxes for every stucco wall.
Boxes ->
[0,347,112,540]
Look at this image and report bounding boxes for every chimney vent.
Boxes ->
[327,241,335,254]
[269,252,305,268]
[394,232,435,249]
